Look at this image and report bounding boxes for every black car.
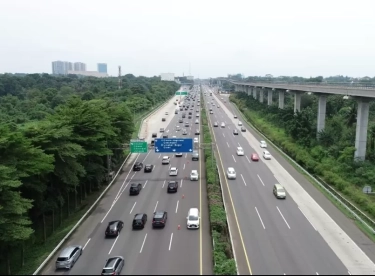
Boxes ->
[241,127,246,132]
[152,211,168,228]
[179,119,183,123]
[162,118,166,122]
[233,129,238,135]
[129,183,142,195]
[182,114,186,118]
[105,220,124,237]
[167,181,178,193]
[175,152,183,157]
[163,134,168,138]
[195,130,200,135]
[144,164,154,172]
[152,133,157,138]
[132,213,147,229]
[133,162,143,171]
[214,122,218,127]
[188,115,192,119]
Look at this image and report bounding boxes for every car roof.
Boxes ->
[59,245,80,257]
[191,170,198,173]
[154,211,165,218]
[145,164,152,167]
[104,256,123,268]
[130,183,139,187]
[264,150,270,154]
[237,147,243,150]
[275,184,284,189]
[162,156,169,159]
[228,167,235,171]
[170,167,177,170]
[260,140,266,143]
[134,213,145,219]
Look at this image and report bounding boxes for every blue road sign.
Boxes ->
[154,138,194,153]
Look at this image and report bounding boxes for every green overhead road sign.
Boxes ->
[130,140,148,153]
[175,91,188,96]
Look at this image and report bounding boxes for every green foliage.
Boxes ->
[201,90,236,275]
[230,92,375,222]
[0,73,178,274]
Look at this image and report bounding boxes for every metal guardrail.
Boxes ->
[32,96,173,275]
[229,100,375,235]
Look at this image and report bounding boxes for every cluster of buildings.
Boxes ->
[52,61,108,78]
[160,73,194,83]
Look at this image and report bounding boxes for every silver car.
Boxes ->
[226,167,236,180]
[101,256,125,275]
[55,245,82,270]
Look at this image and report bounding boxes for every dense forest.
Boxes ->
[0,73,179,274]
[230,90,375,224]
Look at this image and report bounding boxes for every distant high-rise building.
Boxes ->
[97,63,107,73]
[160,73,175,81]
[74,62,86,71]
[52,61,73,75]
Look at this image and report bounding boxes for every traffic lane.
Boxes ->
[41,154,142,275]
[71,157,165,275]
[214,103,349,274]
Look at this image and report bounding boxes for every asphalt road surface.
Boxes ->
[41,90,212,275]
[202,86,375,275]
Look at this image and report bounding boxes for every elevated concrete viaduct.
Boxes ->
[216,79,375,161]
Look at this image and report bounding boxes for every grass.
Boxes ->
[230,100,375,243]
[11,102,167,275]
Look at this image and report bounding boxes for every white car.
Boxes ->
[195,119,199,124]
[263,150,272,160]
[210,111,213,114]
[162,156,170,164]
[227,167,236,179]
[187,208,200,229]
[217,105,220,108]
[194,137,199,143]
[169,167,178,176]
[236,147,244,156]
[176,126,180,131]
[260,140,267,148]
[172,136,177,138]
[190,170,199,181]
[238,121,242,126]
[234,115,237,119]
[196,114,200,117]
[221,122,225,128]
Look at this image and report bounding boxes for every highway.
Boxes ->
[41,87,213,275]
[202,86,375,275]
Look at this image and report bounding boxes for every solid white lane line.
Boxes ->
[223,133,225,137]
[108,235,119,255]
[257,174,265,186]
[232,155,236,163]
[227,142,230,148]
[143,180,148,188]
[241,174,247,186]
[83,238,91,250]
[169,233,174,251]
[154,201,158,212]
[130,202,137,214]
[298,207,317,231]
[140,233,148,253]
[130,173,135,179]
[158,154,161,159]
[113,154,140,201]
[101,205,115,223]
[175,200,179,213]
[141,150,152,163]
[180,179,183,188]
[185,153,187,158]
[277,206,291,229]
[246,156,251,163]
[255,207,265,229]
[162,180,166,188]
[183,164,185,170]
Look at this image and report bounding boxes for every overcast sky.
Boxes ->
[1,0,374,78]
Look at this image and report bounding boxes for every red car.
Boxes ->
[251,153,259,161]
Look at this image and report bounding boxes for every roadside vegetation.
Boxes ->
[0,73,178,275]
[230,90,375,224]
[201,90,236,275]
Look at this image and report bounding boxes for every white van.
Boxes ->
[186,208,200,229]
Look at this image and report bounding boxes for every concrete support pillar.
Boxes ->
[268,89,273,106]
[246,86,250,96]
[235,85,238,92]
[354,97,371,161]
[253,87,257,99]
[278,91,285,109]
[294,92,302,113]
[317,95,327,136]
[259,89,264,103]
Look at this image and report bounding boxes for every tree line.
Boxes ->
[231,91,375,222]
[0,73,179,274]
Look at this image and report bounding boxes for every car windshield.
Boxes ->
[278,188,285,193]
[188,215,198,220]
[191,172,197,176]
[102,269,114,273]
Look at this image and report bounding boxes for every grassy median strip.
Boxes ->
[13,105,164,275]
[201,93,237,275]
